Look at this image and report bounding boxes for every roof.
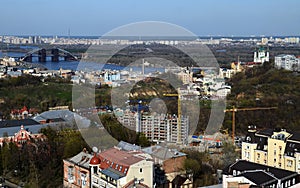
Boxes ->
[99,147,144,166]
[90,154,101,165]
[0,119,40,128]
[101,167,125,180]
[142,146,186,160]
[117,141,141,151]
[256,129,273,137]
[33,110,74,122]
[284,141,300,156]
[223,160,297,180]
[237,170,277,186]
[67,151,92,169]
[288,133,300,142]
[172,175,188,186]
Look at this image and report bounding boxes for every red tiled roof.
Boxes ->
[98,147,144,174]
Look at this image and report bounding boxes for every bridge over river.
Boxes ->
[19,48,78,62]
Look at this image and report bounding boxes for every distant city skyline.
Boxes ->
[1,0,300,36]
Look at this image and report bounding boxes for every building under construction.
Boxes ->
[118,110,189,144]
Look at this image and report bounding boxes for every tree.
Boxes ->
[220,141,239,168]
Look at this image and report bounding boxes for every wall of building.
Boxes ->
[267,134,289,169]
[241,142,257,162]
[125,160,154,188]
[254,150,267,165]
[63,160,90,188]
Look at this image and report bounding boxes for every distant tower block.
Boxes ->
[38,49,46,62]
[51,49,59,62]
[254,46,269,64]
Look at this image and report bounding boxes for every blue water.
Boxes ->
[0,51,164,73]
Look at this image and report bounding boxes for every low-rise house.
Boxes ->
[143,145,192,188]
[63,149,92,188]
[63,144,154,188]
[91,147,153,188]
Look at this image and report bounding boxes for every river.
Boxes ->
[0,51,164,73]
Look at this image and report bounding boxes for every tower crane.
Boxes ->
[163,93,182,143]
[224,106,277,143]
[163,92,198,144]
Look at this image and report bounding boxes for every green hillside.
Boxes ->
[224,61,300,134]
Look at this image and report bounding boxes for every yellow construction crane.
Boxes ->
[163,93,181,143]
[224,106,277,143]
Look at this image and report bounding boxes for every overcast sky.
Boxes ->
[1,0,299,36]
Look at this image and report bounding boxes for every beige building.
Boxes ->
[63,145,154,188]
[242,127,300,173]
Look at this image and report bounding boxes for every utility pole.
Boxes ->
[224,106,277,143]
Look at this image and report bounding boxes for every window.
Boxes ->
[119,166,122,171]
[93,178,98,184]
[115,164,118,170]
[257,153,260,160]
[287,160,293,167]
[93,166,98,174]
[124,168,128,174]
[140,168,143,173]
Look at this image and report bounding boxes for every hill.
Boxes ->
[224,61,300,134]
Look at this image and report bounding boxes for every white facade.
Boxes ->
[275,54,300,71]
[254,47,269,63]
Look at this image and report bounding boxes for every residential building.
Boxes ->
[176,69,193,84]
[275,54,300,71]
[118,111,189,144]
[223,160,299,188]
[142,145,192,188]
[219,61,243,79]
[63,145,154,188]
[63,150,92,188]
[242,126,300,173]
[92,147,153,188]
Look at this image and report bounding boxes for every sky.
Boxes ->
[0,0,299,36]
